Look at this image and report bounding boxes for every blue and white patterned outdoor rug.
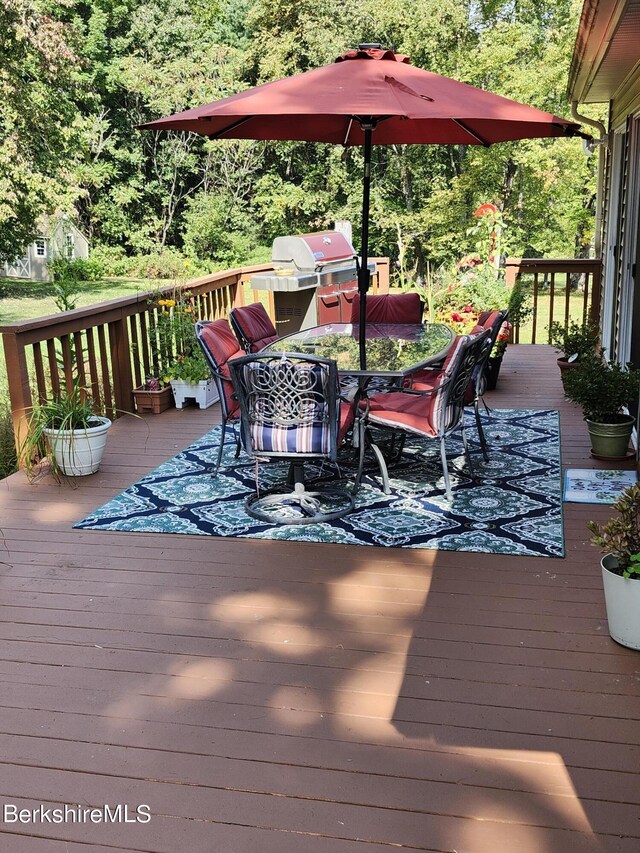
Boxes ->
[563,468,637,505]
[75,408,564,557]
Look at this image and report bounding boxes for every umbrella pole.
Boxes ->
[358,124,373,371]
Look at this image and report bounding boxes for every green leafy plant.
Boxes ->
[0,404,17,480]
[20,384,101,480]
[562,353,640,423]
[49,256,104,282]
[549,319,600,361]
[150,289,209,384]
[165,351,210,384]
[588,483,640,578]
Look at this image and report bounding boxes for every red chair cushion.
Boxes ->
[232,303,278,352]
[441,334,470,375]
[349,293,423,324]
[479,310,501,331]
[366,388,446,437]
[198,320,244,417]
[338,400,356,444]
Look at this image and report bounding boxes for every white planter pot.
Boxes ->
[43,416,112,476]
[601,554,640,650]
[170,378,219,409]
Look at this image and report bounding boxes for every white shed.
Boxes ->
[2,216,89,282]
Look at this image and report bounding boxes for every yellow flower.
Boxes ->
[158,298,176,307]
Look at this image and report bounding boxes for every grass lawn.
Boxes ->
[516,289,594,344]
[0,276,159,325]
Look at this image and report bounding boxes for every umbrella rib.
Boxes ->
[206,116,255,139]
[343,117,353,146]
[453,119,491,147]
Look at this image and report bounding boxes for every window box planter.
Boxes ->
[132,385,174,414]
[170,378,219,409]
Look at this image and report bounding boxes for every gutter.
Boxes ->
[571,101,608,258]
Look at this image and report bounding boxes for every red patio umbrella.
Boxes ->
[141,45,582,368]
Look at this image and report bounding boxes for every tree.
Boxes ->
[0,0,81,262]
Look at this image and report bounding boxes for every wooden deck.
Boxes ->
[0,345,638,853]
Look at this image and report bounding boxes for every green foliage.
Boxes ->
[52,276,81,313]
[89,245,132,277]
[0,404,17,479]
[49,256,105,282]
[134,250,193,280]
[0,0,82,262]
[549,319,600,359]
[150,289,208,383]
[562,354,640,423]
[0,0,597,278]
[166,351,210,383]
[588,484,640,578]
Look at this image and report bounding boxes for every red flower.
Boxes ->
[473,203,498,218]
[463,305,473,313]
[451,312,464,322]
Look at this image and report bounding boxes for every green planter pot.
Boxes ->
[586,415,634,459]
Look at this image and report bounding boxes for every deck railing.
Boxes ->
[504,257,602,344]
[1,258,389,461]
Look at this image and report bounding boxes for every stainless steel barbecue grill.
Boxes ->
[250,230,375,334]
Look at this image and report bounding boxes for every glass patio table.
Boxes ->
[262,322,454,377]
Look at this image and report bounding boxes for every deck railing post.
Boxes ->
[108,316,135,414]
[3,331,33,466]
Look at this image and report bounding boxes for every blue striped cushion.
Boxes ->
[243,361,335,455]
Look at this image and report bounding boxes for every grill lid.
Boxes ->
[272,231,355,271]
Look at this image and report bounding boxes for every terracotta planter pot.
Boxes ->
[557,356,579,374]
[132,385,174,414]
[601,554,640,650]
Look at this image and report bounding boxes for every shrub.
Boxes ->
[134,249,191,280]
[90,245,133,277]
[562,353,640,422]
[549,319,600,360]
[48,256,104,281]
[588,483,640,578]
[0,405,17,480]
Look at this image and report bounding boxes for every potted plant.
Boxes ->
[549,319,599,374]
[21,384,112,478]
[588,483,640,650]
[148,290,218,409]
[132,375,174,414]
[563,353,640,459]
[166,350,219,409]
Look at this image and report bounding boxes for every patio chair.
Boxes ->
[229,352,357,524]
[349,292,423,325]
[407,309,509,460]
[229,302,278,352]
[359,329,492,501]
[195,319,245,471]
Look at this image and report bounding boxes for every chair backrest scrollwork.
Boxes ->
[230,353,341,461]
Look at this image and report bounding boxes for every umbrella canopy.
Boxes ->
[141,46,582,367]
